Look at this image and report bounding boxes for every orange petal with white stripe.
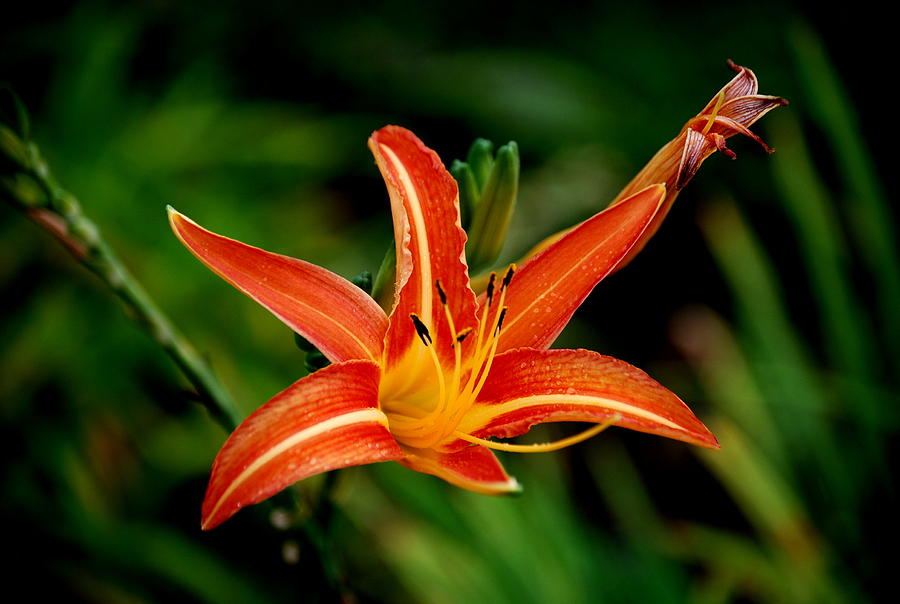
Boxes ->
[399,444,521,495]
[491,184,665,353]
[169,209,388,364]
[201,360,403,529]
[453,348,718,450]
[369,126,478,369]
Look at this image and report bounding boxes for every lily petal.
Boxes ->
[369,126,478,368]
[492,184,665,353]
[201,360,403,529]
[399,444,521,495]
[453,348,718,450]
[699,59,759,111]
[714,94,787,130]
[169,209,388,364]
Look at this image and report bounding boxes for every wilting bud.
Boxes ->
[522,62,786,269]
[451,138,520,272]
[609,60,787,268]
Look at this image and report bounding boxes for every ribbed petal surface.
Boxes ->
[369,126,478,369]
[170,209,388,364]
[201,360,403,529]
[452,348,718,450]
[399,445,521,495]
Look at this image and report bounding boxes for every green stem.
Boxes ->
[4,139,241,431]
[4,106,346,592]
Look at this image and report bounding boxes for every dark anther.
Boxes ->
[495,307,509,334]
[410,313,432,346]
[502,264,516,289]
[435,280,448,305]
[456,327,473,344]
[486,272,497,305]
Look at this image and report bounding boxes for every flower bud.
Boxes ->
[453,138,520,272]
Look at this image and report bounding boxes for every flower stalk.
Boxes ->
[0,88,242,431]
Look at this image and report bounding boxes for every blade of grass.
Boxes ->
[670,306,787,467]
[788,22,900,364]
[769,111,889,469]
[699,200,857,535]
[695,418,845,604]
[589,439,668,546]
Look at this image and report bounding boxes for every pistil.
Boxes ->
[454,414,621,453]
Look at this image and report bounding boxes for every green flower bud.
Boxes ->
[456,139,520,272]
[450,159,478,229]
[304,349,330,373]
[350,269,373,295]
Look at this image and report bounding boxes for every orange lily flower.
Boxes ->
[171,126,719,530]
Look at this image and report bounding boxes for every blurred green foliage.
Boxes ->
[1,2,894,602]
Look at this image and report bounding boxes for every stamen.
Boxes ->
[390,264,520,450]
[455,327,473,344]
[485,272,497,306]
[410,313,432,346]
[442,303,507,440]
[701,91,726,135]
[408,313,447,431]
[501,263,516,289]
[454,415,621,453]
[451,263,516,430]
[495,306,509,335]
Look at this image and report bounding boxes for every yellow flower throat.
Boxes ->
[380,266,618,452]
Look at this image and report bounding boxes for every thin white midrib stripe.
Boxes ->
[206,408,388,523]
[174,213,381,363]
[223,261,381,364]
[466,394,683,431]
[380,144,433,329]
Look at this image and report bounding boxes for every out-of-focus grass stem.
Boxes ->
[789,22,900,364]
[2,136,242,430]
[770,112,888,469]
[699,200,859,536]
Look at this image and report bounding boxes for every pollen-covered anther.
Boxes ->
[409,313,432,346]
[455,327,474,345]
[485,271,497,305]
[502,263,516,289]
[495,306,509,335]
